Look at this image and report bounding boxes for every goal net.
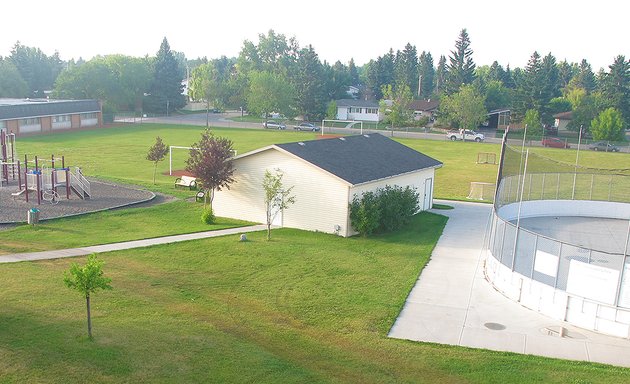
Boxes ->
[321,119,364,135]
[477,152,497,164]
[467,182,496,201]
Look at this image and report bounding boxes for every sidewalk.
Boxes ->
[389,200,630,368]
[0,224,268,263]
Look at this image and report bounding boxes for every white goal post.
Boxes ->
[169,146,237,176]
[321,120,364,135]
[467,182,496,201]
[477,152,497,164]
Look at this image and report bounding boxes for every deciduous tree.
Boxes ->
[439,84,487,130]
[185,130,235,209]
[591,107,625,141]
[63,254,113,339]
[262,169,295,240]
[146,136,169,184]
[246,70,295,122]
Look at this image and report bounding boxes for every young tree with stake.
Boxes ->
[146,136,169,184]
[63,254,113,339]
[262,169,295,240]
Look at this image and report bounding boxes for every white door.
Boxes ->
[271,193,283,226]
[423,178,433,210]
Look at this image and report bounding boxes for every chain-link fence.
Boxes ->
[489,134,630,308]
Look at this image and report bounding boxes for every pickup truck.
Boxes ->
[446,129,485,142]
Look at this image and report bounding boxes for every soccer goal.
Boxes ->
[477,152,497,164]
[321,120,364,135]
[467,182,496,201]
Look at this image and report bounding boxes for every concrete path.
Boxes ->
[0,225,268,263]
[389,200,630,368]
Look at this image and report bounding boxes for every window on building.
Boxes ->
[0,120,6,129]
[366,108,378,114]
[53,115,71,123]
[81,113,97,120]
[20,118,40,126]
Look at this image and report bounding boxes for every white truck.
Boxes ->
[446,129,485,142]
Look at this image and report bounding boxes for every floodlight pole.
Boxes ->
[572,125,583,200]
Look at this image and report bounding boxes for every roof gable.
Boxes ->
[409,99,440,111]
[274,134,442,185]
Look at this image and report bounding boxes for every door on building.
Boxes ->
[423,178,433,210]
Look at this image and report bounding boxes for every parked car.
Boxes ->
[589,141,620,152]
[263,120,286,130]
[446,129,485,142]
[542,137,570,148]
[294,122,320,131]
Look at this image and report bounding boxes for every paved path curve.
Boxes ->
[389,200,630,368]
[0,225,268,263]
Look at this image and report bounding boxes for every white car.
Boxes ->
[447,129,485,142]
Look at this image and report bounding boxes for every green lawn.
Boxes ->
[0,200,252,255]
[1,212,626,383]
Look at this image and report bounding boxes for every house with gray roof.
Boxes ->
[213,133,442,237]
[335,99,381,122]
[0,99,102,136]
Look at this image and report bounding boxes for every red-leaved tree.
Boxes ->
[185,130,235,208]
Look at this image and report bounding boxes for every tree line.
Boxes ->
[1,29,628,140]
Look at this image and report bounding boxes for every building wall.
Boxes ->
[41,116,52,133]
[213,149,352,236]
[336,106,349,120]
[71,114,81,129]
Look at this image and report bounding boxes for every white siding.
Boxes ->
[213,149,351,236]
[336,106,349,120]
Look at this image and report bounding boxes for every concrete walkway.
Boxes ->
[0,225,268,263]
[389,200,630,368]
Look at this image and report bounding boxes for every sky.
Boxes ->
[1,0,627,71]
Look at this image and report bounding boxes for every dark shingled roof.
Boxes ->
[0,99,100,120]
[275,133,442,185]
[336,99,380,108]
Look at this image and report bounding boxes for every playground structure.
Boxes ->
[1,129,91,205]
[1,129,18,186]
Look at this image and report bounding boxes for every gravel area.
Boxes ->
[0,178,156,224]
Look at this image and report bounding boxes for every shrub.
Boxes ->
[201,207,215,224]
[349,185,420,236]
[349,191,381,237]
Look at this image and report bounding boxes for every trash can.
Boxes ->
[27,208,40,225]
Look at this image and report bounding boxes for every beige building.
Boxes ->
[213,134,442,237]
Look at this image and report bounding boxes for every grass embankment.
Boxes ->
[1,212,626,383]
[0,200,252,255]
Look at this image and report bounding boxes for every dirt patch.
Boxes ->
[164,169,196,178]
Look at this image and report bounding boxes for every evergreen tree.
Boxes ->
[517,51,544,119]
[569,59,597,93]
[394,43,418,96]
[146,37,186,114]
[601,55,630,126]
[540,53,560,123]
[294,45,326,120]
[445,29,476,94]
[557,60,577,90]
[379,49,395,90]
[418,51,435,98]
[503,64,515,89]
[364,59,381,100]
[435,55,447,95]
[348,58,359,85]
[488,61,505,83]
[328,60,351,100]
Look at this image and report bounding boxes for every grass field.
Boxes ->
[1,213,628,383]
[15,123,501,200]
[0,200,252,255]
